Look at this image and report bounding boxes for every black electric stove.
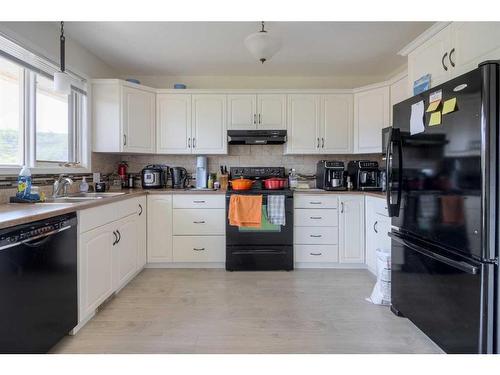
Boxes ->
[226,167,294,271]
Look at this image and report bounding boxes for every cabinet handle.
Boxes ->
[373,220,378,233]
[112,231,118,246]
[310,234,322,238]
[442,52,448,71]
[193,200,206,203]
[193,137,196,148]
[138,204,143,216]
[123,134,127,146]
[116,230,121,243]
[193,248,205,251]
[193,221,206,224]
[310,252,322,256]
[449,48,455,67]
[254,114,257,125]
[258,114,261,124]
[321,137,324,148]
[317,137,320,148]
[341,202,344,213]
[310,216,323,220]
[188,137,191,148]
[309,201,322,205]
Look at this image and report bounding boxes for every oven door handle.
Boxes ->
[231,249,287,255]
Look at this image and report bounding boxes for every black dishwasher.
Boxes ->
[0,213,78,353]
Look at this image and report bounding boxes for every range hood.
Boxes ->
[227,130,287,145]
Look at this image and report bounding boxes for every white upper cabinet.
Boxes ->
[156,94,192,154]
[228,95,256,130]
[389,74,409,126]
[353,86,389,154]
[320,94,353,154]
[92,80,156,153]
[192,94,227,154]
[257,94,286,129]
[286,94,320,154]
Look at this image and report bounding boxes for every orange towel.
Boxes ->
[228,195,262,227]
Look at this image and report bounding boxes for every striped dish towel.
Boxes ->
[267,195,285,226]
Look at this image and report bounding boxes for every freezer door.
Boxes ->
[390,231,495,353]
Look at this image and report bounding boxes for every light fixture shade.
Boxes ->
[244,31,281,63]
[54,71,71,95]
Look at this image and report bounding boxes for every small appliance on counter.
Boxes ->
[117,161,128,187]
[195,156,208,189]
[170,167,188,189]
[141,164,168,189]
[347,160,382,191]
[316,160,347,191]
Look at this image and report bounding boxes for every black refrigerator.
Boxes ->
[386,61,499,354]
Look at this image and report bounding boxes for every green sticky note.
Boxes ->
[429,111,441,126]
[442,98,457,115]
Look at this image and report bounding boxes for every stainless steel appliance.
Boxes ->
[387,61,499,354]
[195,156,208,189]
[316,160,347,191]
[0,213,77,353]
[170,167,188,189]
[226,167,293,271]
[227,130,287,145]
[141,164,168,189]
[347,160,381,191]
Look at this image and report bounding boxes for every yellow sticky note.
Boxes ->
[429,111,442,126]
[442,98,457,115]
[426,100,441,112]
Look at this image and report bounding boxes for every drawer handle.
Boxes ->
[193,221,206,224]
[310,234,322,238]
[309,202,322,205]
[310,252,322,256]
[193,248,205,251]
[310,216,322,220]
[193,200,206,203]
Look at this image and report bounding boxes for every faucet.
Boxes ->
[52,174,74,198]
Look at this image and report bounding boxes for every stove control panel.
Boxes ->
[230,167,286,179]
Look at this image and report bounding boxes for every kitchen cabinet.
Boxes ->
[286,94,320,154]
[136,196,147,269]
[389,74,409,126]
[156,94,192,154]
[353,86,390,154]
[365,196,391,275]
[147,194,173,263]
[320,94,353,153]
[227,94,286,130]
[192,94,227,154]
[113,214,138,291]
[92,80,156,153]
[338,195,365,264]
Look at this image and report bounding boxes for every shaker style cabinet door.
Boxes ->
[227,95,256,130]
[147,195,173,263]
[113,215,139,291]
[286,94,320,154]
[257,94,286,129]
[121,86,156,153]
[338,195,365,264]
[320,94,353,154]
[156,94,192,154]
[191,95,227,154]
[136,197,147,270]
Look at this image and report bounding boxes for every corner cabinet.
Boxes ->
[92,80,156,153]
[338,195,365,264]
[227,94,286,130]
[353,86,389,154]
[365,196,391,275]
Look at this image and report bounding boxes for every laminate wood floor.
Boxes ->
[51,269,443,354]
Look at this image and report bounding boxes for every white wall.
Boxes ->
[0,22,117,79]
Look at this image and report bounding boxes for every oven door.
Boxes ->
[226,193,293,246]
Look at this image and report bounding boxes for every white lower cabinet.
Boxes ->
[365,196,391,275]
[147,194,173,263]
[295,245,338,263]
[113,214,139,290]
[173,236,225,262]
[338,195,365,264]
[172,209,225,235]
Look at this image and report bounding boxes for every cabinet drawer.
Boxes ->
[294,209,338,227]
[295,245,338,263]
[294,226,338,245]
[173,209,225,235]
[79,197,141,233]
[294,194,338,209]
[173,236,225,262]
[173,194,225,209]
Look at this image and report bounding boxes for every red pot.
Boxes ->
[263,177,288,190]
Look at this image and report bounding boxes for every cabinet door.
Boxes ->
[147,195,173,263]
[192,95,227,154]
[136,197,147,270]
[113,215,138,290]
[353,86,389,154]
[121,86,155,153]
[407,24,452,90]
[389,75,409,126]
[320,94,353,153]
[227,95,256,130]
[339,195,365,264]
[286,94,320,154]
[79,224,114,320]
[257,94,286,129]
[451,22,500,77]
[364,197,379,275]
[156,94,192,154]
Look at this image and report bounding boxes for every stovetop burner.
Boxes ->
[227,166,293,195]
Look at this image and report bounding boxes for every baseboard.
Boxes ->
[294,262,368,269]
[70,311,95,335]
[145,262,225,269]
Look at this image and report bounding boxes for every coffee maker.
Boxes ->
[170,167,188,189]
[195,156,208,189]
[316,160,347,191]
[347,160,381,191]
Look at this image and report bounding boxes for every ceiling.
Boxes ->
[63,22,433,77]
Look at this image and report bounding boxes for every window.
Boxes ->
[0,34,89,174]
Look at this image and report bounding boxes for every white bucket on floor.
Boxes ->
[366,248,391,305]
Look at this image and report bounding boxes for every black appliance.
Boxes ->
[316,160,347,191]
[141,164,168,189]
[226,167,293,271]
[347,160,381,191]
[0,213,78,353]
[170,167,188,189]
[381,126,392,155]
[227,130,287,145]
[386,61,499,354]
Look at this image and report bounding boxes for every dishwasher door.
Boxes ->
[0,213,78,353]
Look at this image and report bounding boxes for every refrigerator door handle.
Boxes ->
[389,232,479,275]
[386,128,402,217]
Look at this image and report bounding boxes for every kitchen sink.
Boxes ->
[43,192,126,203]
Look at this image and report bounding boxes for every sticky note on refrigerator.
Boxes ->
[442,97,457,115]
[426,100,441,112]
[410,100,425,135]
[429,111,442,126]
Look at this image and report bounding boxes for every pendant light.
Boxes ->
[54,21,71,95]
[244,21,281,64]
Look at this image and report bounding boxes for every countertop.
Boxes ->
[0,188,385,230]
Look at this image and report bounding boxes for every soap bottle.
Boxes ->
[80,177,89,193]
[17,165,32,199]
